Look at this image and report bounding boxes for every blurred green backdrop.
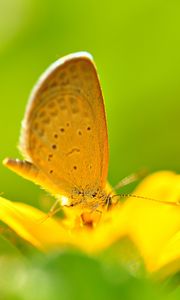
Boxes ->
[0,0,179,207]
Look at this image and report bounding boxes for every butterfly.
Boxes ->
[3,52,112,214]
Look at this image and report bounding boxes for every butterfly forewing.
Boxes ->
[20,52,108,196]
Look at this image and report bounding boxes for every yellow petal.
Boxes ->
[0,196,125,254]
[70,205,126,253]
[156,231,180,279]
[0,171,179,279]
[120,171,180,275]
[0,197,69,251]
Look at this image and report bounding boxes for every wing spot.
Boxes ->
[69,97,79,114]
[75,88,81,94]
[34,122,39,129]
[87,126,91,131]
[48,154,53,161]
[57,97,65,103]
[60,105,67,110]
[41,85,48,92]
[72,74,78,80]
[54,134,58,138]
[39,130,44,137]
[66,148,80,156]
[39,111,46,118]
[48,102,55,108]
[72,107,79,114]
[66,122,70,127]
[57,98,67,110]
[59,72,66,79]
[52,144,57,150]
[69,97,76,104]
[60,128,65,133]
[73,166,77,170]
[61,79,70,86]
[69,64,76,72]
[50,81,56,88]
[51,110,58,116]
[78,130,82,136]
[92,192,97,198]
[42,118,50,124]
[49,170,53,174]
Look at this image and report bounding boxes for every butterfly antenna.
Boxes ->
[111,193,180,207]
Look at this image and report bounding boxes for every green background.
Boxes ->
[0,0,179,205]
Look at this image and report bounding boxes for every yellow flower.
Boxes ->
[0,171,180,279]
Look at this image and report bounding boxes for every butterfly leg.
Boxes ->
[38,198,62,223]
[105,195,112,210]
[113,169,148,191]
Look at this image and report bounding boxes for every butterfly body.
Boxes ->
[4,52,109,213]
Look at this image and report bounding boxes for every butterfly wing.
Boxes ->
[20,52,108,197]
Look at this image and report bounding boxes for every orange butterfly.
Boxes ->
[3,52,111,214]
